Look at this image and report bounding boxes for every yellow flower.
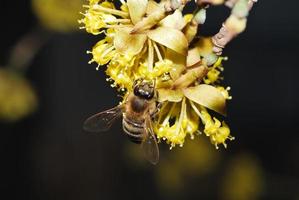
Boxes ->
[105,54,136,89]
[88,38,116,66]
[155,78,233,148]
[79,1,118,35]
[200,108,234,149]
[204,56,227,84]
[154,98,200,148]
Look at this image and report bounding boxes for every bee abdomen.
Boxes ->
[122,118,144,144]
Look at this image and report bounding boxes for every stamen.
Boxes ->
[189,100,204,122]
[162,103,176,126]
[101,45,115,58]
[157,102,168,123]
[105,25,131,29]
[153,42,163,62]
[174,98,186,136]
[88,59,94,64]
[148,39,154,72]
[105,18,131,24]
[92,5,129,18]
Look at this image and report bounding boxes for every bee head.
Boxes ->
[133,79,155,100]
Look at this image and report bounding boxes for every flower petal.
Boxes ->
[146,0,161,15]
[147,27,188,55]
[183,84,226,115]
[127,0,148,24]
[114,27,147,55]
[157,88,183,102]
[131,7,166,34]
[187,47,201,67]
[194,37,214,57]
[194,37,218,65]
[159,10,186,30]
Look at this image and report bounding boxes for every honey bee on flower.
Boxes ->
[80,0,256,162]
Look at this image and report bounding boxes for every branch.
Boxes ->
[211,0,258,56]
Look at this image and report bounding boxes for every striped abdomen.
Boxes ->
[122,117,144,144]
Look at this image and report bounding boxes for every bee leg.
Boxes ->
[151,102,162,119]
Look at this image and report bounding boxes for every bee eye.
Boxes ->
[133,86,140,96]
[133,84,154,99]
[142,90,154,100]
[146,92,154,99]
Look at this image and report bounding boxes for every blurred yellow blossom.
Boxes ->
[0,68,38,122]
[32,0,84,32]
[124,137,220,192]
[220,153,264,200]
[155,138,220,193]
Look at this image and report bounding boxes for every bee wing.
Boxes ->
[83,105,123,133]
[141,116,159,165]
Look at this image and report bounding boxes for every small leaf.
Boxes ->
[157,88,183,102]
[183,84,226,115]
[114,27,147,55]
[127,0,148,24]
[147,27,188,55]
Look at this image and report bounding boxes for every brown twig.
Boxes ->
[211,0,258,56]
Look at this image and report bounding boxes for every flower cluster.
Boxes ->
[80,0,235,149]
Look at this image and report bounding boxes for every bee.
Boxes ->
[83,79,159,164]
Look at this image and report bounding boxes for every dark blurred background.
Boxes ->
[0,1,299,200]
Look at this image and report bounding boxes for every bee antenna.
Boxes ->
[133,79,138,87]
